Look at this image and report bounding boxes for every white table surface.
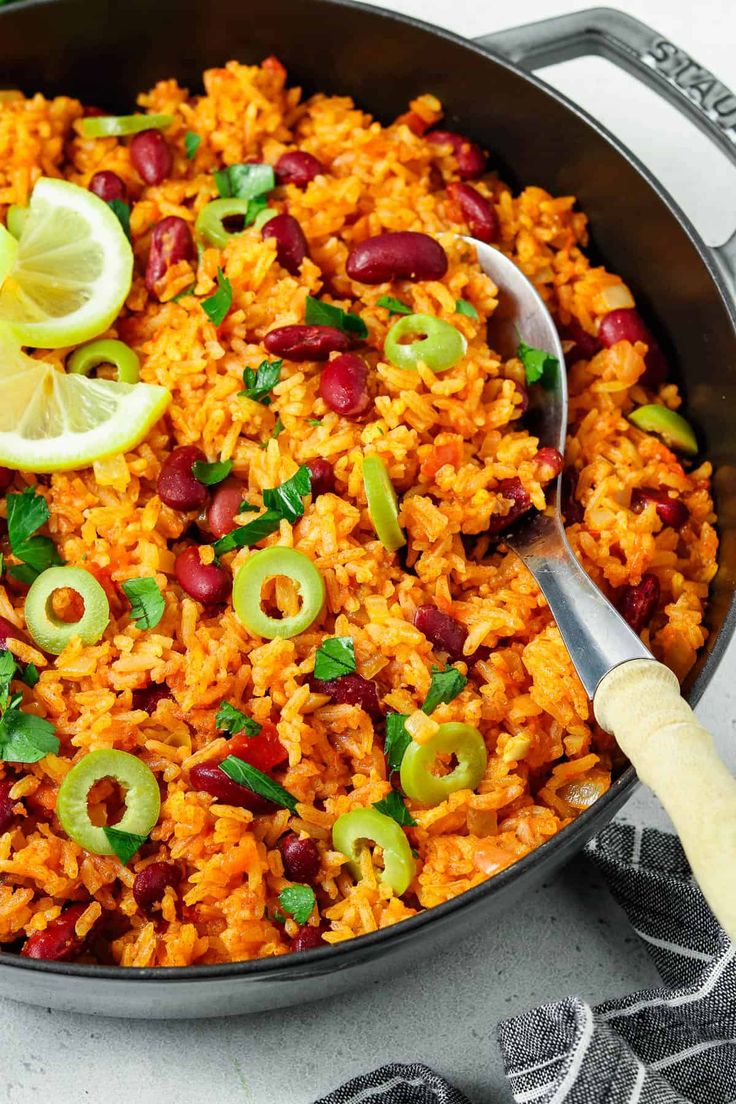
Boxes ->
[4,2,736,1101]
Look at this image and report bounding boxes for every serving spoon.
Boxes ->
[468,236,736,941]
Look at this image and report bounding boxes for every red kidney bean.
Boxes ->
[427,129,486,180]
[346,231,448,284]
[619,573,660,634]
[157,445,209,511]
[561,467,584,525]
[132,862,181,913]
[414,605,467,663]
[189,762,276,813]
[274,150,324,187]
[0,779,18,834]
[598,308,667,387]
[145,216,196,295]
[0,616,25,650]
[320,353,371,419]
[262,213,308,276]
[488,477,533,535]
[132,683,171,713]
[89,170,127,203]
[130,129,172,186]
[207,480,245,539]
[315,673,383,718]
[279,831,321,883]
[263,325,350,362]
[631,487,689,530]
[534,447,564,482]
[0,467,13,494]
[227,723,288,773]
[306,458,335,497]
[291,924,325,952]
[447,182,498,243]
[174,547,231,605]
[21,903,90,961]
[559,319,601,364]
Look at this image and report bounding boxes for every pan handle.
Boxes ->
[475,7,736,284]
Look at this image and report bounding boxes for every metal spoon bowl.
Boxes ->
[468,236,736,940]
[468,237,650,697]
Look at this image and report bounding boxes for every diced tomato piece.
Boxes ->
[420,437,464,481]
[394,111,430,136]
[226,722,288,773]
[261,56,287,84]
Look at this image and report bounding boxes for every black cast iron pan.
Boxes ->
[0,1,734,1017]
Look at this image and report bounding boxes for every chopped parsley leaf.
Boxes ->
[220,755,298,813]
[277,884,316,925]
[455,298,479,320]
[259,415,285,449]
[305,295,368,339]
[213,465,311,554]
[6,487,62,582]
[184,131,201,159]
[314,636,356,681]
[517,340,559,389]
[384,712,411,772]
[202,267,233,326]
[107,199,131,241]
[212,509,282,555]
[0,651,15,712]
[102,826,148,865]
[0,695,59,763]
[20,663,39,689]
[214,162,274,200]
[422,664,467,715]
[121,577,166,630]
[262,465,311,523]
[192,458,233,486]
[377,295,412,316]
[373,788,417,827]
[239,359,282,406]
[216,701,261,738]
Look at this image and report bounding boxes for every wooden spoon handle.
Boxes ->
[594,658,736,941]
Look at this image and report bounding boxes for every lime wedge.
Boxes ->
[0,332,169,472]
[0,178,133,349]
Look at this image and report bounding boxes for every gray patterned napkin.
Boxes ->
[315,823,736,1104]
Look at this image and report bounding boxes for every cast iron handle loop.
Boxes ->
[475,7,736,283]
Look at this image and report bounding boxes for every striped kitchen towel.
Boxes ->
[315,823,736,1104]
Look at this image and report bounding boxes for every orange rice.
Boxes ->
[0,58,718,966]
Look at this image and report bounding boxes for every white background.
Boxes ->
[3,1,736,1101]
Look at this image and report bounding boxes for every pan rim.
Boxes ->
[0,0,733,984]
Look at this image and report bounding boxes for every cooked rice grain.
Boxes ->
[0,61,717,965]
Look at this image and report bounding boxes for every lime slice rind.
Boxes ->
[0,225,18,286]
[0,178,133,349]
[0,338,170,472]
[0,376,170,471]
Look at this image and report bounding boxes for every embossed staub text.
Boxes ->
[644,39,736,133]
